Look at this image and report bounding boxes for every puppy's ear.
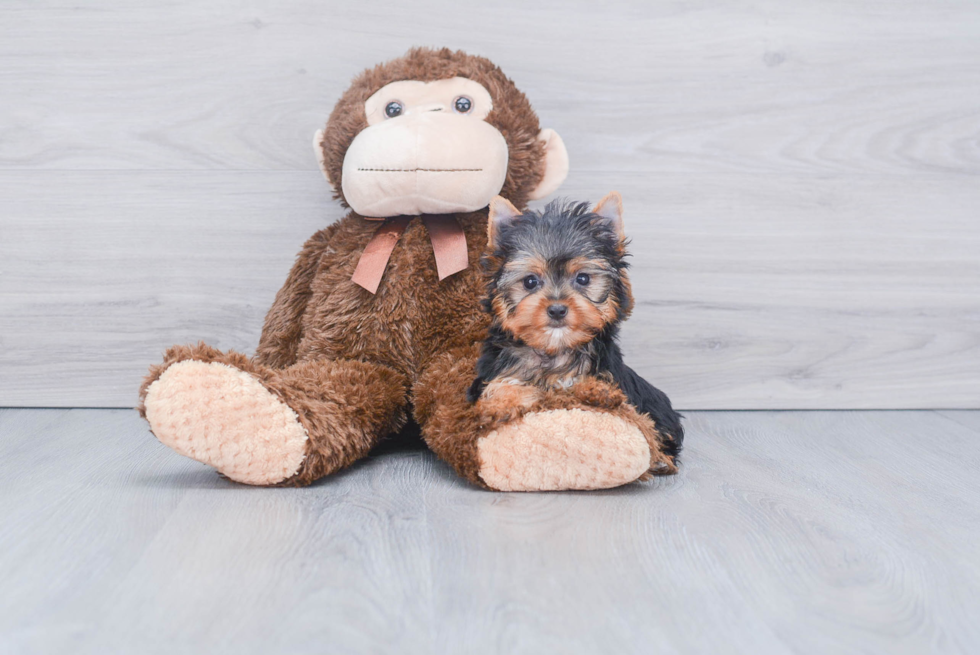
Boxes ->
[488,196,523,249]
[592,191,625,242]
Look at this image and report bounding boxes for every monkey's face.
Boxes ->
[318,49,569,214]
[340,77,509,217]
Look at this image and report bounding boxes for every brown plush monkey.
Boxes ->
[139,47,677,491]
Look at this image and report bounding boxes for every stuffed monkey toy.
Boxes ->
[139,48,681,491]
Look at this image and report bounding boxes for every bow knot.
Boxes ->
[351,214,469,294]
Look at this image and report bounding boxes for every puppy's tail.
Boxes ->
[466,377,486,404]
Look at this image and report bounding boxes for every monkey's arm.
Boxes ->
[254,223,339,369]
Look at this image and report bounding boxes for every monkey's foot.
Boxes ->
[143,360,308,485]
[476,408,651,491]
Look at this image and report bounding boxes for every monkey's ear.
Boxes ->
[592,191,625,241]
[313,129,330,182]
[527,129,569,200]
[488,195,523,248]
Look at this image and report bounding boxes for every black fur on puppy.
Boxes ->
[467,193,684,459]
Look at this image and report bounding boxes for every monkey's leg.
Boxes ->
[414,346,674,492]
[139,343,408,486]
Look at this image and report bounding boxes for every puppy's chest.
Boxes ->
[503,346,594,389]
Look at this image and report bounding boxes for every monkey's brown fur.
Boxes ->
[138,48,674,488]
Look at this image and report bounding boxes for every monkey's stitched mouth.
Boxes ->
[357,167,483,172]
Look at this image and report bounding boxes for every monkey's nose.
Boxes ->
[547,304,568,320]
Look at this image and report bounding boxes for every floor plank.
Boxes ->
[1,409,978,654]
[936,410,980,435]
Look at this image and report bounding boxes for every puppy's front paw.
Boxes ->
[568,376,627,410]
[477,379,541,423]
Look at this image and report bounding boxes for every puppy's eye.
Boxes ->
[453,96,473,113]
[523,275,540,291]
[575,273,591,286]
[385,101,403,118]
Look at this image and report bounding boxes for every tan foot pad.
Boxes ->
[144,361,308,485]
[477,409,651,491]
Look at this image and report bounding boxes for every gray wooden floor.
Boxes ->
[1,409,978,654]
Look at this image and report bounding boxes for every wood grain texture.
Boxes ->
[1,0,979,408]
[2,408,979,654]
[936,410,980,435]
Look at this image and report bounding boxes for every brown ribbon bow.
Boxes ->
[351,214,469,294]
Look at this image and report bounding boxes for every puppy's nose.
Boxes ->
[547,304,568,320]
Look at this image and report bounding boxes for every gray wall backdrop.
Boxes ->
[1,1,978,409]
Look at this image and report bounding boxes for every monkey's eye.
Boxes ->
[523,275,540,291]
[384,101,403,118]
[453,96,473,114]
[575,273,591,286]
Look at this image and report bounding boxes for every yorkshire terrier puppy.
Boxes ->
[467,192,684,460]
